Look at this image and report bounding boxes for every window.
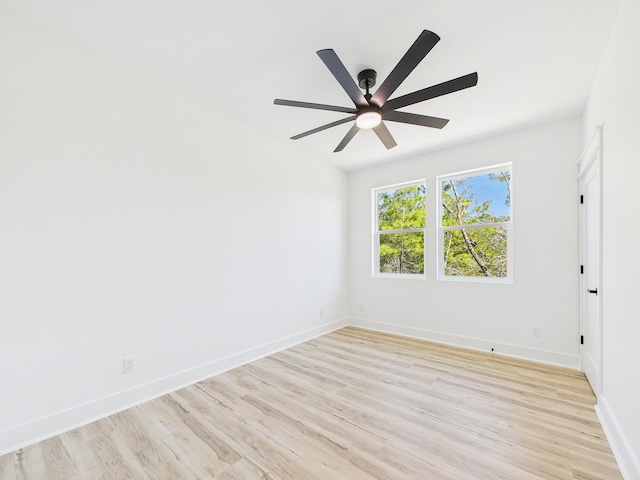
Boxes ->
[373,180,426,277]
[437,164,512,282]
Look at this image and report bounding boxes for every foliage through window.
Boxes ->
[438,165,512,281]
[374,181,426,276]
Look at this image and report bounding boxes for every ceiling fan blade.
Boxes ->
[373,122,397,150]
[334,124,360,152]
[317,49,369,108]
[274,99,357,114]
[290,115,356,140]
[370,30,440,107]
[382,72,478,113]
[383,111,449,129]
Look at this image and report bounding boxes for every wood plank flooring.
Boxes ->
[0,327,622,479]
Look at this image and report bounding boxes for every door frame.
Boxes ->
[578,125,603,396]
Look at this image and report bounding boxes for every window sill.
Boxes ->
[373,273,426,280]
[437,275,513,284]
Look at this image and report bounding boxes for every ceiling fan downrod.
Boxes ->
[357,69,377,101]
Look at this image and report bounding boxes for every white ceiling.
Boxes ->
[0,1,622,171]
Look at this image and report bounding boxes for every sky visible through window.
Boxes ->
[448,173,510,219]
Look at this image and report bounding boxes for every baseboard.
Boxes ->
[596,396,640,480]
[349,317,581,369]
[0,317,349,457]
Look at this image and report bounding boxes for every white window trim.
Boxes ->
[436,163,513,284]
[372,179,427,279]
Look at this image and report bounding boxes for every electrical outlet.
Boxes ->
[530,326,540,337]
[123,356,136,373]
[359,305,364,312]
[320,309,324,318]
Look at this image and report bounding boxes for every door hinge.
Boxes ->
[581,335,584,345]
[580,194,584,204]
[580,265,584,274]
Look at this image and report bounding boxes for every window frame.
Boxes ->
[372,179,427,279]
[436,164,513,284]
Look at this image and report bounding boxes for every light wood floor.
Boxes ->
[0,327,622,479]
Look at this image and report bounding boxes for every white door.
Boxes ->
[581,153,602,395]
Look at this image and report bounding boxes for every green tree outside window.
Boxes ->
[440,170,511,278]
[376,184,426,275]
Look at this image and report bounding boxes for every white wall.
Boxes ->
[0,15,349,454]
[583,0,640,477]
[349,117,582,367]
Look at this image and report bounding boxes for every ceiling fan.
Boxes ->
[274,30,478,153]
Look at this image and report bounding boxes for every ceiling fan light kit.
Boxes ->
[274,29,478,153]
[356,110,382,129]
